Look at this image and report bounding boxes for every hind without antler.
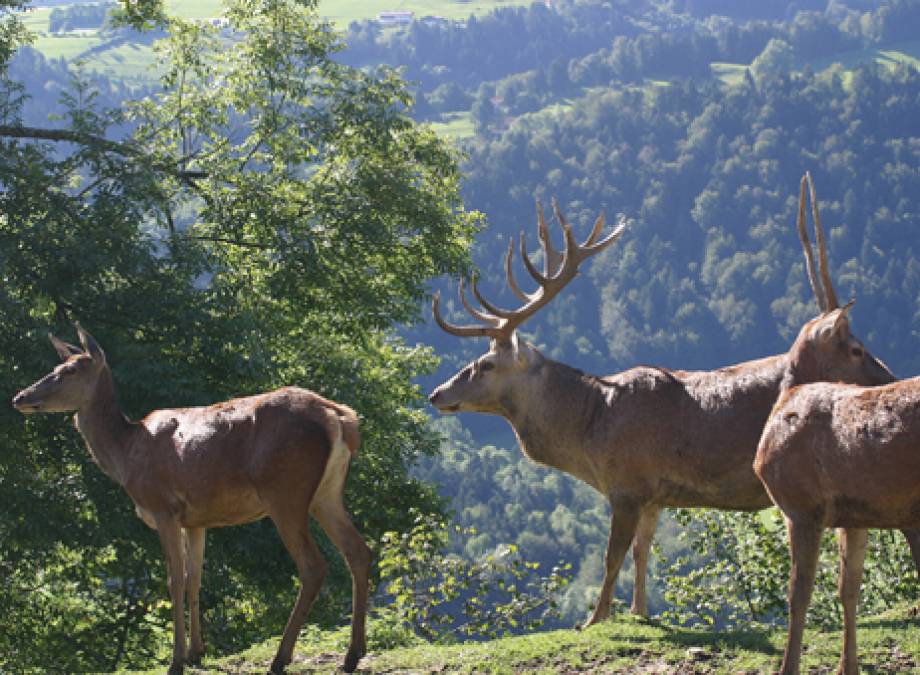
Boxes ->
[754,174,920,674]
[429,190,919,628]
[12,326,369,674]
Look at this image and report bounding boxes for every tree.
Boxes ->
[751,38,795,79]
[0,1,479,671]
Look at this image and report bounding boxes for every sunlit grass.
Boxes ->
[120,603,920,674]
[428,111,476,141]
[317,0,533,29]
[31,34,104,61]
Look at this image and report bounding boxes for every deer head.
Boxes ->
[13,324,108,414]
[782,173,895,391]
[429,200,625,415]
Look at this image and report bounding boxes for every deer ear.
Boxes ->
[509,332,535,368]
[75,323,106,364]
[50,334,83,361]
[814,300,855,343]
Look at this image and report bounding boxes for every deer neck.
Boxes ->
[500,358,602,488]
[74,369,136,486]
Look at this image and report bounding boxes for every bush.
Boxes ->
[378,511,573,642]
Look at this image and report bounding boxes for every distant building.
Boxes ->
[420,15,448,27]
[377,10,414,25]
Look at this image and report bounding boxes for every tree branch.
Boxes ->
[0,124,208,182]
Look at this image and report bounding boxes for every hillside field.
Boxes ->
[123,605,920,674]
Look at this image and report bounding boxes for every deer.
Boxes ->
[754,177,920,674]
[12,325,370,675]
[428,183,920,628]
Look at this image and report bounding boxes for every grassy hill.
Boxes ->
[125,605,920,674]
[16,2,920,107]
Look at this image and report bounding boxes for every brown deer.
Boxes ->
[429,188,919,627]
[754,177,920,673]
[12,326,369,674]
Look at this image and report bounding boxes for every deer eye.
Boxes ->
[479,362,495,373]
[851,346,864,358]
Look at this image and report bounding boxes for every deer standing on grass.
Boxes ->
[754,177,920,674]
[429,187,920,627]
[12,326,369,674]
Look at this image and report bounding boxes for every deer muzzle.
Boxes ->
[12,388,41,413]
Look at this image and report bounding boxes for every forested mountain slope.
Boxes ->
[407,0,920,632]
[3,1,920,671]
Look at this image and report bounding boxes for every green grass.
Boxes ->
[85,41,159,83]
[122,604,920,674]
[428,111,476,141]
[711,62,749,87]
[165,0,227,19]
[712,41,920,88]
[31,34,105,60]
[16,1,534,82]
[17,6,51,34]
[316,0,533,29]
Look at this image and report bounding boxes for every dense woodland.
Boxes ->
[1,0,920,672]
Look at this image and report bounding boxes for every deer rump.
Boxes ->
[758,379,920,530]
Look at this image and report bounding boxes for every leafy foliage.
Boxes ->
[0,1,478,671]
[659,509,920,630]
[378,509,573,642]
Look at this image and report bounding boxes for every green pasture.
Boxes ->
[32,33,104,60]
[164,0,226,19]
[711,61,749,87]
[713,41,920,88]
[17,6,52,33]
[428,111,475,141]
[316,0,533,28]
[86,41,158,83]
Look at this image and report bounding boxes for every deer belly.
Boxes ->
[181,487,268,528]
[826,492,920,529]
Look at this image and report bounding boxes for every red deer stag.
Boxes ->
[429,189,918,627]
[754,177,920,674]
[12,326,369,674]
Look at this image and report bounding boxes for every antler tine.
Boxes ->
[796,174,827,313]
[432,290,499,338]
[505,237,531,303]
[587,215,627,256]
[520,231,551,287]
[499,202,626,335]
[459,278,502,327]
[537,200,564,277]
[470,274,517,320]
[583,211,606,247]
[806,172,839,311]
[434,201,627,343]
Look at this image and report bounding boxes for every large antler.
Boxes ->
[433,199,626,343]
[795,172,840,313]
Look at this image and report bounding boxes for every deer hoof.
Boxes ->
[579,610,608,630]
[268,656,288,674]
[343,645,367,673]
[186,646,205,665]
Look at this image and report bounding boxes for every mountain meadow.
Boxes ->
[1,0,919,672]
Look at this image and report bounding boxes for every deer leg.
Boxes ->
[837,528,868,675]
[581,499,640,629]
[630,505,660,617]
[184,527,207,664]
[900,528,920,579]
[312,499,371,673]
[779,514,822,675]
[155,515,187,675]
[269,516,328,674]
